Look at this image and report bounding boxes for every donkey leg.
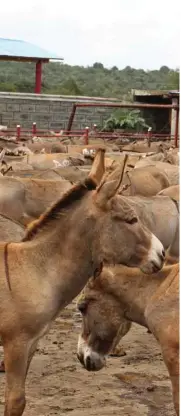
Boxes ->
[3,337,38,416]
[145,306,179,415]
[161,342,179,416]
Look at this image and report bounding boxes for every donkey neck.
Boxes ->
[102,266,171,327]
[19,197,100,312]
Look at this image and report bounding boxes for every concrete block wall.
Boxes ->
[0,92,121,130]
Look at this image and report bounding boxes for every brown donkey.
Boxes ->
[77,264,179,415]
[0,149,165,416]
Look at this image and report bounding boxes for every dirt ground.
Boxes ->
[0,301,174,416]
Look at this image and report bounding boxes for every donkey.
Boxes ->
[0,215,25,373]
[77,264,179,415]
[0,176,72,225]
[0,149,165,416]
[0,214,25,242]
[157,184,179,201]
[104,166,179,260]
[134,161,179,186]
[118,194,179,260]
[120,165,170,197]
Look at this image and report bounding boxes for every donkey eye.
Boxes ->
[126,217,138,224]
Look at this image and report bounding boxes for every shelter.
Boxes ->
[0,38,63,93]
[132,89,179,137]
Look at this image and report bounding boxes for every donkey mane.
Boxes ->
[22,177,96,242]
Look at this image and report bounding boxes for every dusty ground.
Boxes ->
[0,302,174,416]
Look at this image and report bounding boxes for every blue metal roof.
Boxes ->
[0,38,63,61]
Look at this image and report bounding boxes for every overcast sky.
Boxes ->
[1,0,180,69]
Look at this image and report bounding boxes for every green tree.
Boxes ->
[15,80,34,92]
[60,78,82,95]
[0,61,179,97]
[166,69,179,90]
[160,65,170,74]
[93,62,104,69]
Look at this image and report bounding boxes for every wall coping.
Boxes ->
[0,91,121,103]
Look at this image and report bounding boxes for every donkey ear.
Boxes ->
[88,148,105,186]
[94,178,122,208]
[94,155,128,208]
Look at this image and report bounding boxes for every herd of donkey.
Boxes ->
[0,132,179,415]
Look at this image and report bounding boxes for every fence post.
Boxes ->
[93,124,97,133]
[16,124,21,141]
[174,108,179,148]
[67,104,77,134]
[147,127,152,147]
[32,122,37,136]
[84,126,89,145]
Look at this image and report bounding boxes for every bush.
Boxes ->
[102,110,149,132]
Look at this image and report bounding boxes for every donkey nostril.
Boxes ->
[86,356,91,371]
[162,249,165,258]
[91,362,96,371]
